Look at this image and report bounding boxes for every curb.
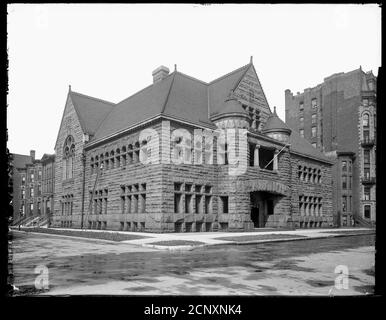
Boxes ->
[141,243,207,251]
[11,229,374,251]
[144,231,375,251]
[11,230,145,245]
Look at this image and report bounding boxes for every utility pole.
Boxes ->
[80,151,86,229]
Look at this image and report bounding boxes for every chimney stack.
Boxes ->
[152,66,170,83]
[30,150,35,161]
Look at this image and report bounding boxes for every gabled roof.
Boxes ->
[162,72,213,127]
[69,61,332,165]
[12,153,32,169]
[208,63,251,116]
[69,91,115,136]
[93,73,176,141]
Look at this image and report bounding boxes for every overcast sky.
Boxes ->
[7,4,381,158]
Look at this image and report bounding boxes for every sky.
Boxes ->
[7,4,381,158]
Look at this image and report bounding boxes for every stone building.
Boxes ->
[285,67,377,227]
[53,59,333,232]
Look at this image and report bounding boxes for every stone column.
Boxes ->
[254,145,260,167]
[273,150,279,171]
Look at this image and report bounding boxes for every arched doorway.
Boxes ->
[250,191,276,228]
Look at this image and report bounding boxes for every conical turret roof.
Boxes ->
[263,107,292,134]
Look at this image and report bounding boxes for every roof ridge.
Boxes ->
[70,90,116,106]
[175,71,209,85]
[232,64,252,91]
[115,72,174,106]
[208,63,251,85]
[69,92,87,134]
[161,71,177,114]
[249,64,271,113]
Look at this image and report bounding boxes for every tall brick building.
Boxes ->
[11,151,55,225]
[53,59,334,232]
[11,151,33,223]
[285,67,377,227]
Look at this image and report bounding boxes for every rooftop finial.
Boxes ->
[174,64,177,72]
[274,106,277,114]
[250,56,253,64]
[69,84,71,91]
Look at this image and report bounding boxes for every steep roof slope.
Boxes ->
[70,91,115,136]
[208,64,250,116]
[162,72,215,127]
[93,73,175,141]
[289,128,332,163]
[263,108,291,133]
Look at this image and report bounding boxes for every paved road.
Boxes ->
[9,232,375,296]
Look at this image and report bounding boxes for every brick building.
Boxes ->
[11,151,33,223]
[41,154,55,224]
[53,59,333,232]
[11,150,55,225]
[285,67,377,227]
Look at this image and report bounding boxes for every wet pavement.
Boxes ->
[9,232,375,296]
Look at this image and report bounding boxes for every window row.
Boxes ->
[174,182,212,194]
[61,194,74,216]
[60,221,73,228]
[89,189,109,215]
[120,193,147,214]
[298,98,317,111]
[299,196,323,216]
[118,221,146,232]
[299,113,317,125]
[90,142,147,174]
[298,166,322,184]
[88,220,108,230]
[174,183,229,214]
[120,183,147,194]
[341,195,352,213]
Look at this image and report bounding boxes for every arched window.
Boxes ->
[363,113,369,128]
[63,135,75,180]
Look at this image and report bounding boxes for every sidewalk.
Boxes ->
[121,227,374,250]
[13,226,374,251]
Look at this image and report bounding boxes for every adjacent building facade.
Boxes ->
[285,67,377,227]
[11,151,33,223]
[11,150,55,225]
[52,60,334,232]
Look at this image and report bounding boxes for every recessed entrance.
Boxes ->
[250,191,277,228]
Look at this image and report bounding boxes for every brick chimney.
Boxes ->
[30,150,35,161]
[152,66,170,83]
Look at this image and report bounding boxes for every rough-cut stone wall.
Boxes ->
[289,154,333,228]
[234,67,271,130]
[52,106,333,232]
[53,94,86,227]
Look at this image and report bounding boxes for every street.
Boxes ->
[10,232,375,296]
